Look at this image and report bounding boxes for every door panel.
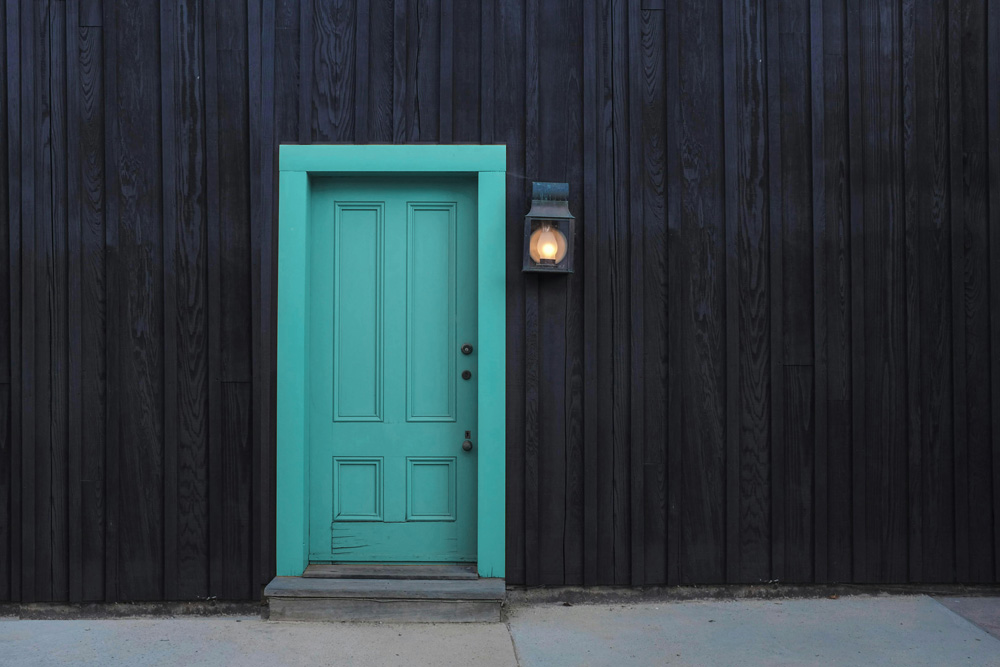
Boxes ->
[332,457,383,521]
[406,457,457,520]
[332,203,383,421]
[407,203,457,422]
[308,174,478,562]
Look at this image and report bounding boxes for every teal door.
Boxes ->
[307,174,478,562]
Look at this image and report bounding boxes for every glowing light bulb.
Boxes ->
[538,224,559,260]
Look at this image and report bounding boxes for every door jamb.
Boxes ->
[276,145,507,578]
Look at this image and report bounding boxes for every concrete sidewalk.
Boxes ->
[0,617,517,667]
[0,594,998,666]
[507,595,1000,666]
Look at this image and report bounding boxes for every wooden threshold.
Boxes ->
[302,563,479,580]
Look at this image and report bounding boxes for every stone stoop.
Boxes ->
[264,565,505,623]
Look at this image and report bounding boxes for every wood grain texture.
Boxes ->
[67,0,83,603]
[274,4,300,143]
[0,0,9,387]
[354,0,371,143]
[312,0,355,142]
[533,0,585,586]
[906,0,953,583]
[366,0,393,142]
[80,0,101,28]
[822,0,853,584]
[4,0,23,603]
[626,0,644,589]
[172,0,210,600]
[859,0,907,583]
[101,0,120,603]
[722,0,772,584]
[250,0,276,599]
[783,366,814,583]
[846,0,867,583]
[561,13,586,582]
[78,22,106,602]
[49,0,70,602]
[0,0,8,602]
[989,0,1000,586]
[663,0,682,587]
[410,0,440,142]
[776,0,813,584]
[955,0,991,583]
[437,0,451,142]
[479,0,494,143]
[221,382,252,600]
[450,0,479,142]
[762,0,783,584]
[721,0,740,586]
[33,0,55,602]
[3,0,1000,600]
[217,0,252,384]
[901,0,921,584]
[298,0,314,143]
[947,0,969,585]
[160,0,179,601]
[809,0,827,584]
[676,0,727,584]
[391,0,406,142]
[580,0,600,587]
[609,0,631,587]
[0,385,9,600]
[593,0,616,584]
[497,0,526,586]
[522,0,539,587]
[203,0,223,599]
[114,0,164,601]
[19,0,38,603]
[638,7,666,586]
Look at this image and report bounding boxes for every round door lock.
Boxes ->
[462,370,472,381]
[462,439,474,452]
[461,343,474,355]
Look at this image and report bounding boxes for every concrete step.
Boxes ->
[264,576,506,623]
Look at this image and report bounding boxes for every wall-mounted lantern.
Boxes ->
[522,182,575,274]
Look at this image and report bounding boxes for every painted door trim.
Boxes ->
[276,144,506,578]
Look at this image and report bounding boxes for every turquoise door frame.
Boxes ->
[276,145,506,578]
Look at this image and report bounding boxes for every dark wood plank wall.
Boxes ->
[1,0,999,600]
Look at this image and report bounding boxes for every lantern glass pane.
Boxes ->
[528,222,568,263]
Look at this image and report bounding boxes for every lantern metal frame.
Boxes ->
[522,182,575,274]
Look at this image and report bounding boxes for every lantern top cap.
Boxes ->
[527,182,575,221]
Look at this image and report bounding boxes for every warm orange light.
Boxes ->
[538,225,559,260]
[528,222,568,264]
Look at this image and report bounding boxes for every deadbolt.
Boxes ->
[461,343,474,355]
[462,370,472,380]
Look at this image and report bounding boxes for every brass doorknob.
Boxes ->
[462,439,474,452]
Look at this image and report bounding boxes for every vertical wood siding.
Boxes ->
[1,0,999,600]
